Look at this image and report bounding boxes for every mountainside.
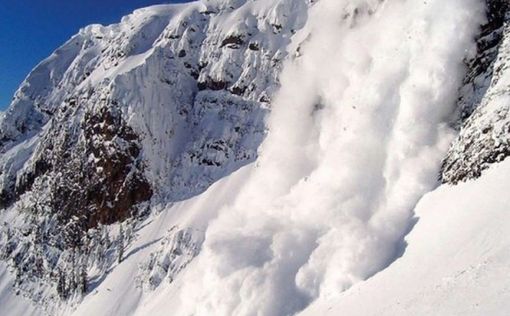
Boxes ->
[0,0,299,309]
[302,157,510,316]
[442,0,510,183]
[1,0,510,315]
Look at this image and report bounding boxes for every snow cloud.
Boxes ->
[180,0,485,314]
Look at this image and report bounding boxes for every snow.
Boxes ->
[0,130,42,201]
[63,148,510,316]
[1,0,508,315]
[63,130,510,316]
[68,165,252,316]
[172,1,485,315]
[0,264,37,316]
[301,158,510,316]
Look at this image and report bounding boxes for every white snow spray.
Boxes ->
[180,0,485,315]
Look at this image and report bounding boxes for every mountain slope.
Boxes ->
[2,0,510,315]
[302,158,510,316]
[0,0,305,310]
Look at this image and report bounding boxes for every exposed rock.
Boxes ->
[441,0,510,184]
[220,34,246,48]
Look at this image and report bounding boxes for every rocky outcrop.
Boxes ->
[442,0,510,183]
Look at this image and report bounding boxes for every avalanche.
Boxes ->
[175,1,484,315]
[302,158,510,316]
[1,0,507,315]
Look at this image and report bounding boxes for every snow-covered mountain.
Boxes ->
[1,0,509,315]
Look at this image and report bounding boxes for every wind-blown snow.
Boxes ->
[176,0,484,315]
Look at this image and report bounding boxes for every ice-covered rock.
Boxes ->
[442,0,510,183]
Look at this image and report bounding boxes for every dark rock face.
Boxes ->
[81,104,152,226]
[220,34,246,48]
[441,1,510,184]
[457,0,509,121]
[197,77,229,91]
[486,0,509,32]
[4,98,152,230]
[0,95,152,305]
[72,102,152,228]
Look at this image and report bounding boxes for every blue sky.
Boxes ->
[0,0,192,110]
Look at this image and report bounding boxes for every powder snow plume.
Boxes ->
[178,0,484,315]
